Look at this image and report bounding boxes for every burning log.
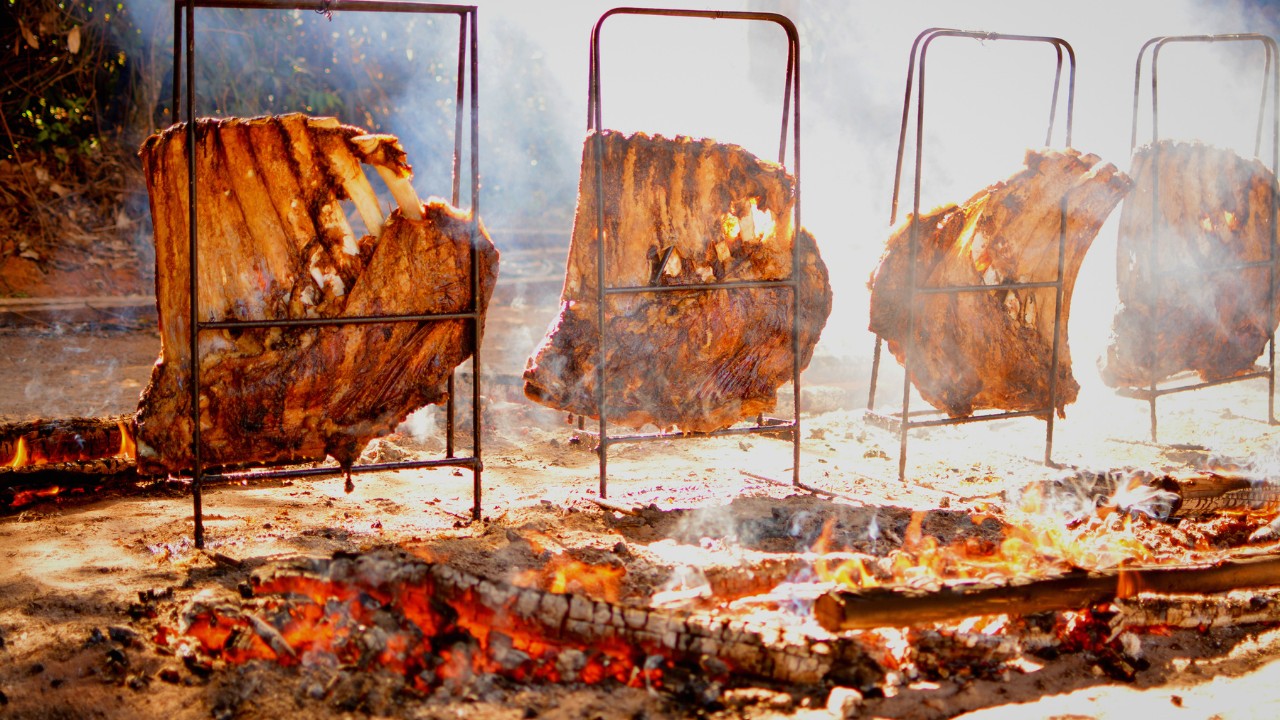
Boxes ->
[1023,467,1280,521]
[134,115,497,475]
[1101,140,1279,388]
[174,550,883,689]
[0,415,134,469]
[523,131,832,433]
[1111,587,1280,632]
[869,149,1133,418]
[813,553,1280,632]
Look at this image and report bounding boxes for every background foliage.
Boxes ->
[1,0,577,233]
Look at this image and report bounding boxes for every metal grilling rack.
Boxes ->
[573,7,803,499]
[171,0,482,548]
[864,28,1076,482]
[1116,34,1280,441]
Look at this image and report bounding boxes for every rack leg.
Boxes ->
[897,382,912,485]
[598,438,608,499]
[868,337,883,410]
[446,373,455,457]
[472,465,482,521]
[192,474,204,549]
[1149,396,1158,442]
[1270,338,1277,425]
[1044,413,1056,467]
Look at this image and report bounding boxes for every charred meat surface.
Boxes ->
[522,130,832,433]
[135,115,497,475]
[1100,140,1279,388]
[869,148,1132,418]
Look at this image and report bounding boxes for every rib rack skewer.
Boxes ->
[865,28,1077,482]
[576,7,805,499]
[1113,33,1280,442]
[171,0,483,548]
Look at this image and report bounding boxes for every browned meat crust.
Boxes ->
[1100,140,1279,388]
[135,115,497,475]
[869,148,1132,418]
[522,130,832,433]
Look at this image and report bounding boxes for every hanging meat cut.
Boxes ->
[522,130,832,433]
[869,148,1133,418]
[134,115,497,476]
[1100,140,1279,388]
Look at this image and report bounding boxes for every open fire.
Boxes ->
[147,459,1280,702]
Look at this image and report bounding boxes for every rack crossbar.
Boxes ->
[574,419,795,445]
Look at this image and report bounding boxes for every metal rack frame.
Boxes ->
[577,7,803,499]
[865,28,1076,482]
[171,0,482,548]
[1116,34,1280,441]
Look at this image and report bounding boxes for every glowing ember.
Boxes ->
[11,485,61,507]
[1202,214,1215,232]
[172,553,671,691]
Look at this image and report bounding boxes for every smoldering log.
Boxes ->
[868,148,1132,418]
[1111,587,1280,632]
[187,550,883,688]
[1,460,140,511]
[1022,467,1280,520]
[134,115,498,476]
[813,554,1280,632]
[523,130,832,433]
[1101,140,1280,388]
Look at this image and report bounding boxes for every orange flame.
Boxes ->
[818,503,1159,592]
[117,421,136,461]
[1201,214,1214,232]
[513,555,625,604]
[7,436,29,469]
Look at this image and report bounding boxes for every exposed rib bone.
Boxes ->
[375,166,423,221]
[349,133,423,221]
[317,136,385,237]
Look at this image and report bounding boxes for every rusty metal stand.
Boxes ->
[864,28,1076,482]
[1114,34,1280,442]
[172,0,482,548]
[576,8,802,499]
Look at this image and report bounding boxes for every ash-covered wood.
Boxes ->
[813,554,1280,632]
[134,116,498,476]
[1101,140,1279,388]
[869,148,1132,418]
[523,130,832,433]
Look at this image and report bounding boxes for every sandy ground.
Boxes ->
[3,312,1280,719]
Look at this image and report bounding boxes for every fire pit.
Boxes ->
[8,6,1280,720]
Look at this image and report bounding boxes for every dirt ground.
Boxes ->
[3,300,1280,720]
